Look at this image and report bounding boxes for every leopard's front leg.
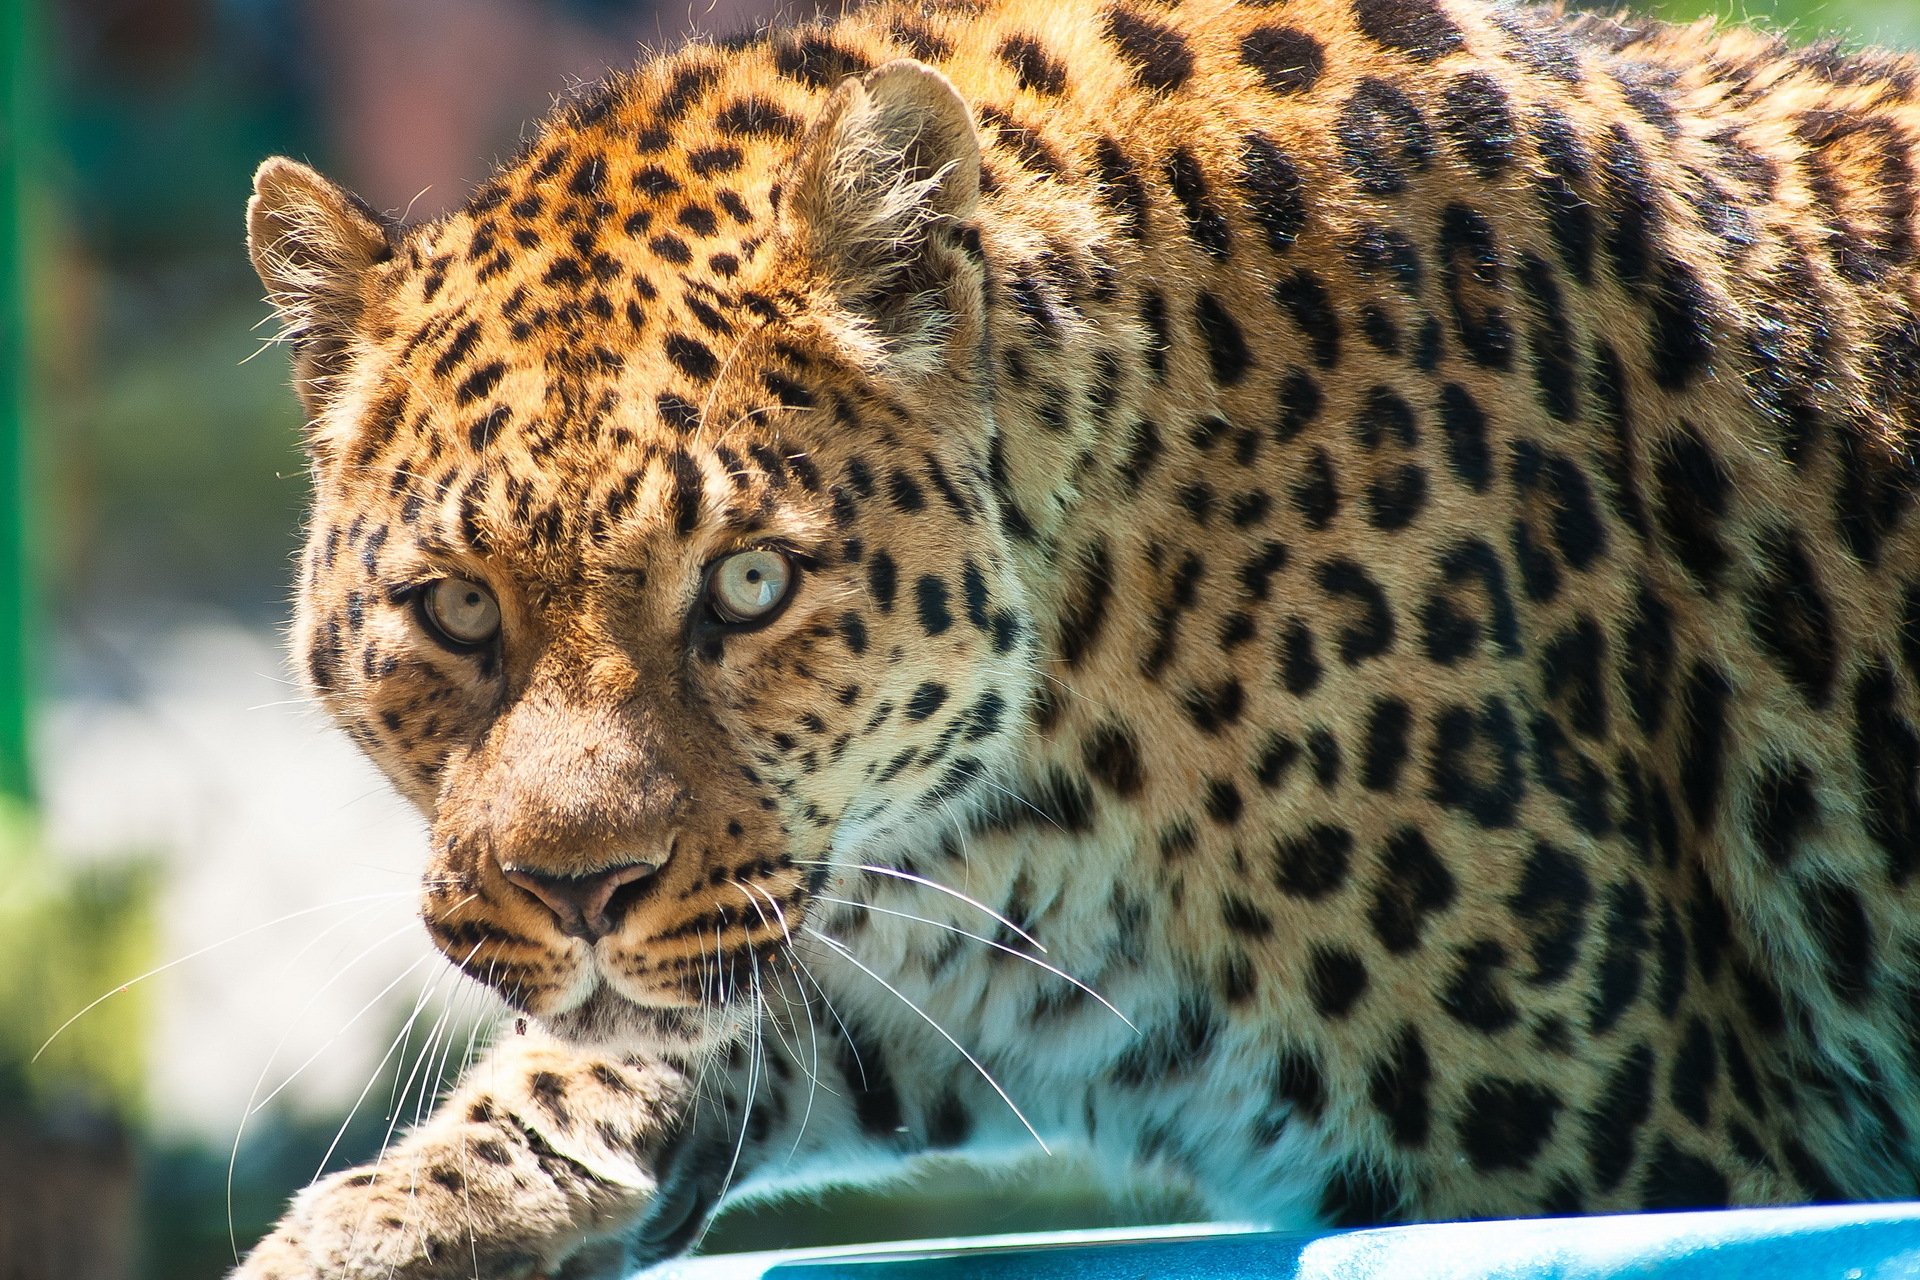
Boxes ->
[232,1028,691,1280]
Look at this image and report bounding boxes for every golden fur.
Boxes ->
[237,0,1920,1274]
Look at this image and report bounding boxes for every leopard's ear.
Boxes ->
[247,157,393,418]
[779,60,982,364]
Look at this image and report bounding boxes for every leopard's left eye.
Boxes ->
[707,549,795,625]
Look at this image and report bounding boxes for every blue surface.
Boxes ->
[648,1204,1920,1279]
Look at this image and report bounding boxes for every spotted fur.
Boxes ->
[238,0,1920,1275]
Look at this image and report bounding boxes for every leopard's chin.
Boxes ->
[540,979,753,1058]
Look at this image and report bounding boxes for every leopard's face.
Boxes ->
[264,57,1025,1053]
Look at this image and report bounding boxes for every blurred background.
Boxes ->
[2,0,1917,1275]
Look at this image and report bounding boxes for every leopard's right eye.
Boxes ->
[420,577,501,650]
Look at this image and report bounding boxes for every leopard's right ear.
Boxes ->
[247,157,393,418]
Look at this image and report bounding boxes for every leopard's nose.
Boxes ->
[501,858,662,942]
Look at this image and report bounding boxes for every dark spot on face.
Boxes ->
[1165,148,1232,257]
[664,334,718,382]
[1441,939,1518,1033]
[1438,73,1516,178]
[1654,425,1732,594]
[1436,383,1491,491]
[1082,721,1145,796]
[1206,778,1244,824]
[867,551,898,612]
[1507,841,1592,986]
[1292,450,1342,530]
[1195,292,1252,385]
[1853,663,1920,884]
[1668,1014,1719,1128]
[1677,662,1734,829]
[1316,559,1394,664]
[1533,109,1596,282]
[1586,1042,1655,1190]
[1801,879,1874,1005]
[1641,1138,1731,1210]
[1438,202,1513,369]
[1361,698,1412,791]
[1093,138,1148,240]
[1058,539,1113,667]
[915,575,953,636]
[1648,259,1715,389]
[997,33,1068,94]
[1745,529,1838,708]
[1274,271,1341,367]
[773,33,873,88]
[1276,619,1322,697]
[1589,878,1649,1033]
[715,96,800,139]
[1429,696,1525,828]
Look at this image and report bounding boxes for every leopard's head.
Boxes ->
[248,58,1040,1054]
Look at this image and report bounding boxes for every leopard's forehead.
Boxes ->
[357,51,831,471]
[316,51,890,582]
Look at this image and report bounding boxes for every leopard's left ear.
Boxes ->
[778,59,982,362]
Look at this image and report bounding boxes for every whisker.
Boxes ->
[971,777,1065,832]
[242,896,478,1118]
[736,880,833,1158]
[381,987,459,1171]
[696,973,765,1251]
[312,939,471,1182]
[807,929,1050,1154]
[730,884,808,1070]
[815,895,1135,1032]
[790,860,1046,954]
[226,903,413,1261]
[36,891,414,1061]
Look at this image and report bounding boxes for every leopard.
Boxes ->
[235,0,1920,1274]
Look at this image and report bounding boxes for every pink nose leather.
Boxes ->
[502,860,660,941]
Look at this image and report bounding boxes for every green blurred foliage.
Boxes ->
[1654,0,1919,45]
[42,277,309,612]
[0,801,155,1117]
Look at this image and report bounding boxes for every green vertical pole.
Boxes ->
[0,0,37,805]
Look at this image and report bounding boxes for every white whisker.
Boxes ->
[36,891,413,1062]
[792,860,1046,954]
[815,894,1135,1031]
[807,928,1049,1154]
[226,902,414,1261]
